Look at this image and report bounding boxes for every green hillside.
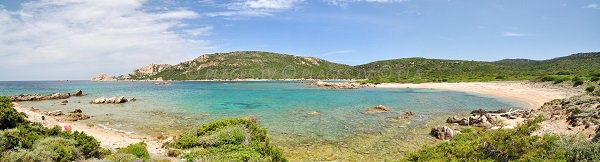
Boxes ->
[129,51,355,80]
[123,51,600,83]
[357,52,600,83]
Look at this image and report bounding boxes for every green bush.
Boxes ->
[0,97,28,130]
[586,86,596,93]
[170,118,287,162]
[0,96,103,160]
[573,77,584,87]
[591,76,600,82]
[117,142,150,160]
[1,137,83,162]
[403,116,567,161]
[560,139,600,161]
[105,153,143,162]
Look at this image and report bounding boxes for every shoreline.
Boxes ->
[375,81,579,110]
[8,81,581,160]
[11,103,169,156]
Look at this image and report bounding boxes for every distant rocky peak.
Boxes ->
[131,64,171,76]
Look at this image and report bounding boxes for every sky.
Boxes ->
[0,0,599,81]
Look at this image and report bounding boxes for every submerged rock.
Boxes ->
[308,111,319,115]
[367,105,391,113]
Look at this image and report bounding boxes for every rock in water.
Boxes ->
[430,126,459,140]
[73,89,84,96]
[308,111,319,115]
[367,105,391,113]
[91,74,117,81]
[91,96,128,104]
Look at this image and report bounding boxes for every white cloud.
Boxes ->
[502,32,527,37]
[203,0,303,17]
[183,26,214,36]
[0,0,212,80]
[585,4,600,9]
[326,0,407,6]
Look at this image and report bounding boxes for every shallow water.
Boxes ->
[0,81,525,159]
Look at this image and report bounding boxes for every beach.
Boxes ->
[9,81,580,159]
[376,82,579,110]
[12,103,169,156]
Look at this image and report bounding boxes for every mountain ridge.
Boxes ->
[93,51,600,82]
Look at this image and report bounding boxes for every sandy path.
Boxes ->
[375,82,579,110]
[12,103,168,156]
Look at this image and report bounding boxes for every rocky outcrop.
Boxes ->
[307,80,375,89]
[91,74,117,81]
[11,93,71,102]
[536,95,600,128]
[366,105,391,113]
[447,109,530,129]
[91,96,129,104]
[72,89,84,96]
[130,64,171,76]
[44,109,91,121]
[430,126,459,140]
[10,90,85,102]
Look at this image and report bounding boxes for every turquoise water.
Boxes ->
[0,81,524,141]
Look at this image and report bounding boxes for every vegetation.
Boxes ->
[115,142,150,160]
[130,51,355,80]
[403,117,569,161]
[123,51,600,83]
[0,96,104,161]
[169,118,287,162]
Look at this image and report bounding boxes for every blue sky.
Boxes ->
[0,0,599,80]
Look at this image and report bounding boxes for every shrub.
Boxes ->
[572,77,584,87]
[586,86,596,93]
[0,97,28,130]
[117,142,150,160]
[105,153,142,162]
[562,140,600,161]
[170,118,287,162]
[167,149,183,157]
[403,116,566,161]
[591,76,600,82]
[1,137,82,162]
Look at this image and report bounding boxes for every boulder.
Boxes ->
[367,105,391,113]
[91,96,128,104]
[66,113,91,122]
[446,116,461,123]
[73,89,84,96]
[430,126,459,140]
[11,92,72,102]
[45,110,64,116]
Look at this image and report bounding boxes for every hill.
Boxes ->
[105,51,600,82]
[357,52,600,83]
[126,51,355,80]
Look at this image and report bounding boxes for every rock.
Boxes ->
[73,89,84,96]
[430,126,459,140]
[71,109,83,113]
[367,105,391,113]
[65,113,91,121]
[129,98,136,102]
[404,111,414,118]
[11,92,71,102]
[45,110,64,116]
[307,80,375,89]
[308,111,319,115]
[61,100,68,104]
[244,115,258,124]
[91,96,128,104]
[91,74,117,81]
[446,116,461,123]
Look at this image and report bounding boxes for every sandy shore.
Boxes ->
[376,82,579,110]
[12,103,168,156]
